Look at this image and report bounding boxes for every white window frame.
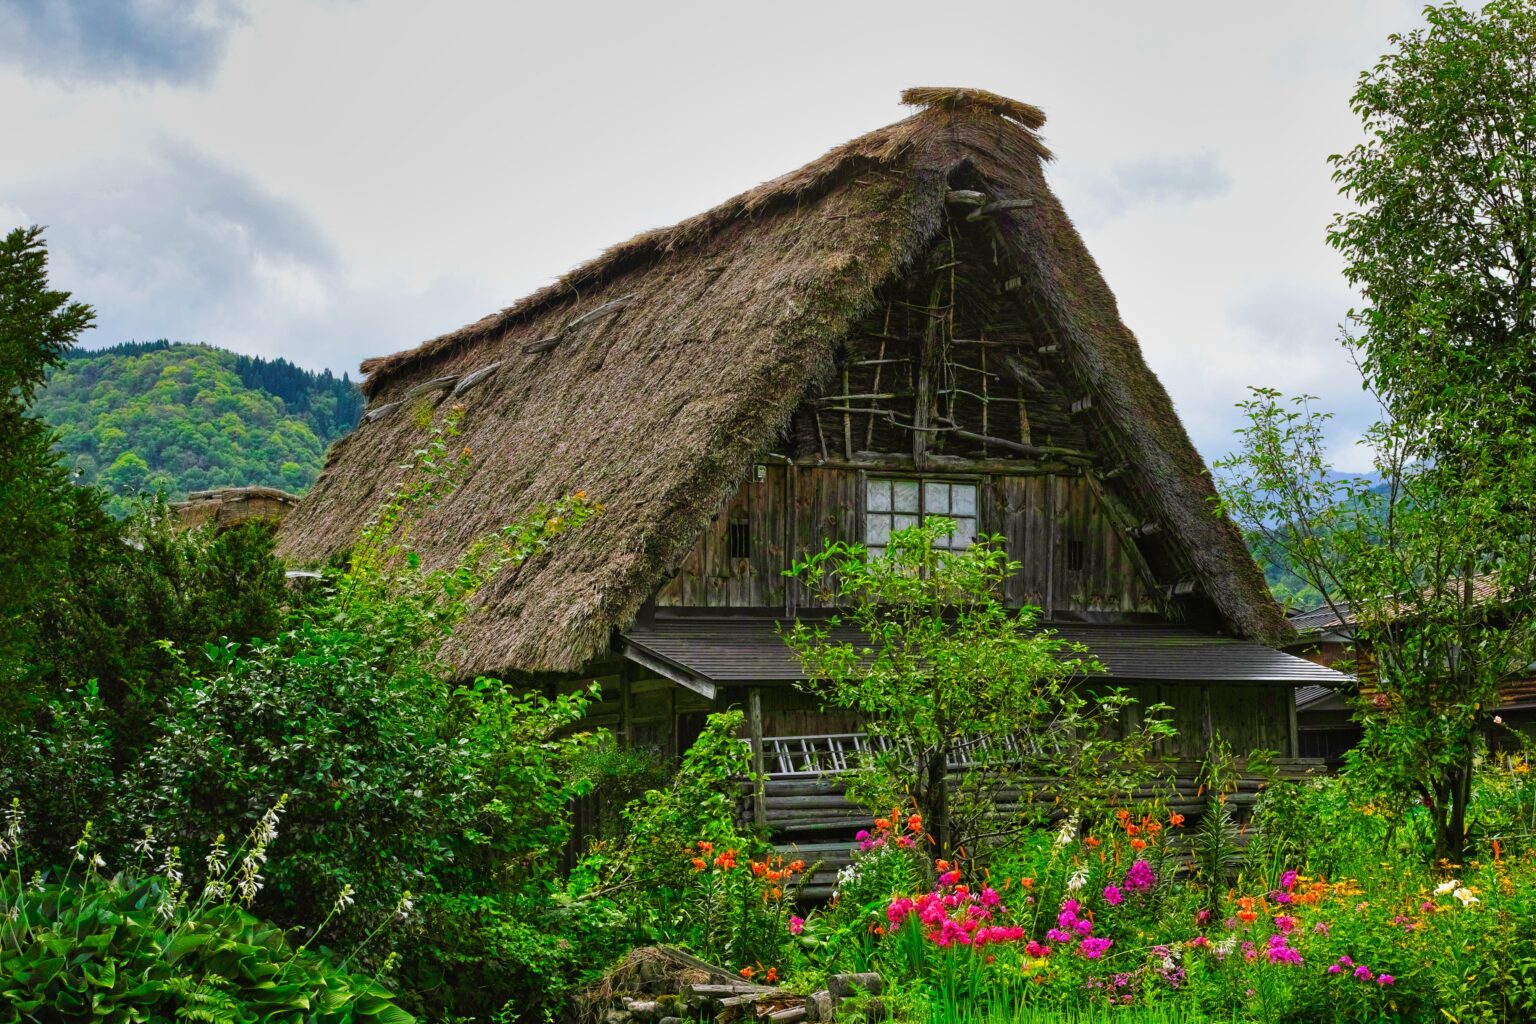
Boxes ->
[864,476,979,559]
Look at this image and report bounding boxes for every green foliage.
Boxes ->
[0,818,412,1024]
[783,518,1175,860]
[0,225,104,687]
[616,711,756,892]
[36,340,362,514]
[1,409,602,1020]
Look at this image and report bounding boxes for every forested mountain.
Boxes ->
[35,341,362,514]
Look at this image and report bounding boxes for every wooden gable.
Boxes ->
[654,197,1176,621]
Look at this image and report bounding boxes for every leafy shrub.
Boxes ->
[0,802,411,1024]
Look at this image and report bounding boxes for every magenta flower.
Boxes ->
[789,915,805,935]
[1378,974,1395,986]
[1280,869,1298,890]
[1103,885,1124,906]
[1079,936,1113,959]
[1124,859,1156,892]
[1354,965,1374,982]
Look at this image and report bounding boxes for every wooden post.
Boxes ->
[621,675,633,748]
[749,687,768,829]
[1286,686,1300,758]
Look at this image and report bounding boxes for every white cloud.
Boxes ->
[0,0,248,86]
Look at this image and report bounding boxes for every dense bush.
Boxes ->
[0,807,412,1024]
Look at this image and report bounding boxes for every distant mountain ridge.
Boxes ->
[38,341,362,515]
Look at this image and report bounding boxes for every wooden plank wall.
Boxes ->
[656,465,789,608]
[658,462,1163,615]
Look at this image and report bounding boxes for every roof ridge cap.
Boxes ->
[900,86,1046,131]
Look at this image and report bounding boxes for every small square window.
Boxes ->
[865,477,978,555]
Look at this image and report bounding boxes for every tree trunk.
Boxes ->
[925,747,950,863]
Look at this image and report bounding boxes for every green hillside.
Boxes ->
[35,341,362,515]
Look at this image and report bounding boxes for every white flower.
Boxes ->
[132,827,155,856]
[1453,887,1479,906]
[1054,815,1080,847]
[334,884,356,913]
[1434,879,1460,896]
[91,853,105,871]
[1066,866,1089,892]
[1215,935,1238,956]
[395,891,414,921]
[1494,715,1504,725]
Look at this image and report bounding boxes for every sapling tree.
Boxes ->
[783,519,1174,862]
[1218,1,1536,862]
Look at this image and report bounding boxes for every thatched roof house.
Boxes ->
[282,87,1347,861]
[281,87,1296,678]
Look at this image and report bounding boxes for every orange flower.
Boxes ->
[1238,910,1258,923]
[739,967,755,979]
[1085,836,1101,849]
[1125,823,1140,837]
[698,841,714,855]
[714,849,738,870]
[751,861,767,877]
[875,818,891,832]
[1130,838,1147,851]
[691,858,706,872]
[1022,877,1035,889]
[766,968,779,984]
[787,859,806,873]
[1168,812,1185,827]
[771,886,782,900]
[936,859,951,873]
[908,813,923,833]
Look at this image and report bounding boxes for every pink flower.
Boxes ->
[1327,964,1342,975]
[1275,915,1297,933]
[1025,940,1049,958]
[1124,859,1156,892]
[1103,885,1124,906]
[1354,965,1374,982]
[1079,937,1113,959]
[1378,974,1395,986]
[1280,869,1298,890]
[789,915,805,935]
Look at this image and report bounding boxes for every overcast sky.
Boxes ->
[1,0,1427,468]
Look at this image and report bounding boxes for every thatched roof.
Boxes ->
[278,87,1290,675]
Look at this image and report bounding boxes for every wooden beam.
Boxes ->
[522,293,636,354]
[618,642,717,701]
[749,687,768,829]
[966,198,1036,221]
[945,189,988,206]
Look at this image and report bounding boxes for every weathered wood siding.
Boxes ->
[657,463,1162,615]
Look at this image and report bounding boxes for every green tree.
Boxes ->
[783,520,1173,861]
[1217,0,1536,865]
[0,226,104,686]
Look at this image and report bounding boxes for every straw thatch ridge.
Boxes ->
[279,87,1288,676]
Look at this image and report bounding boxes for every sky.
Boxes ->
[0,0,1427,469]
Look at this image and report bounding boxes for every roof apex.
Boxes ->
[900,87,1047,132]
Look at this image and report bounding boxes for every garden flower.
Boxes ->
[1125,859,1156,892]
[1025,940,1049,958]
[1378,974,1395,986]
[1079,937,1113,958]
[1265,933,1302,965]
[1354,965,1374,982]
[1275,914,1297,933]
[1103,884,1124,906]
[1168,812,1185,827]
[1280,869,1298,890]
[1434,879,1460,895]
[1067,866,1090,892]
[1453,887,1479,906]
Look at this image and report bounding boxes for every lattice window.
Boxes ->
[865,477,977,559]
[728,515,751,560]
